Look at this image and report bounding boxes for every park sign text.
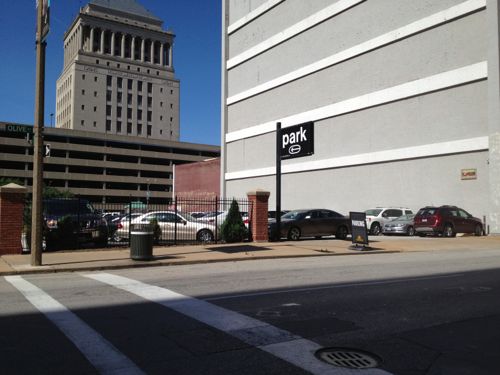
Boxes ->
[280,121,314,160]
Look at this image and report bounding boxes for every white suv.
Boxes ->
[364,207,413,235]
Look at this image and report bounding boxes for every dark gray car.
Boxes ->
[268,209,350,241]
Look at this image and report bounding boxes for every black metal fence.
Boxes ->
[29,196,252,250]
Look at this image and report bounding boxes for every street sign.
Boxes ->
[280,121,314,160]
[36,0,50,42]
[350,212,369,245]
[5,124,34,134]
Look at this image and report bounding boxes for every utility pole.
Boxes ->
[31,0,48,266]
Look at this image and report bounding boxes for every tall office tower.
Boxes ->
[56,0,179,140]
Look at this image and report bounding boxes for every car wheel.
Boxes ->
[287,227,301,241]
[474,224,483,237]
[407,226,415,236]
[335,225,348,240]
[370,222,381,235]
[197,229,214,243]
[443,224,455,238]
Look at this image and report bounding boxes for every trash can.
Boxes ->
[130,225,153,260]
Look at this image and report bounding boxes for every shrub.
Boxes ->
[221,200,247,243]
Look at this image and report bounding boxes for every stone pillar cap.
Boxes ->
[0,183,27,193]
[247,189,270,197]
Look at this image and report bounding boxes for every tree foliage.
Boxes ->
[220,199,247,243]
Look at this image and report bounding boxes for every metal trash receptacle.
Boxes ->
[130,226,153,260]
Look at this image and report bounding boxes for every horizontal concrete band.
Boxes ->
[226,61,488,143]
[227,0,486,105]
[227,0,366,69]
[228,0,285,35]
[225,136,489,181]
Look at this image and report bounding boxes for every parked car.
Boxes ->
[109,213,142,242]
[414,205,483,237]
[43,198,108,250]
[268,210,290,220]
[365,207,413,235]
[382,214,416,236]
[116,211,217,242]
[268,209,350,241]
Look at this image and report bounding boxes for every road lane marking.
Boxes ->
[85,273,392,375]
[204,273,465,301]
[4,276,144,375]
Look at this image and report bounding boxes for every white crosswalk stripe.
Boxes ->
[85,272,392,375]
[4,275,145,375]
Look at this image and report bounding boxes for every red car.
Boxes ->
[414,205,483,237]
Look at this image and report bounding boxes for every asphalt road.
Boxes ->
[1,247,500,374]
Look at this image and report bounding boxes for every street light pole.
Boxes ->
[31,1,47,266]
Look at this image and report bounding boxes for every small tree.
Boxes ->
[221,199,247,243]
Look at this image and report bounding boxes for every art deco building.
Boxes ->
[56,0,179,140]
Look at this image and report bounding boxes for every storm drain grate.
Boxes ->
[315,347,381,369]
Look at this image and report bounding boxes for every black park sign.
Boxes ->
[280,121,314,160]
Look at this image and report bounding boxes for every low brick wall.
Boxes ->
[0,183,26,255]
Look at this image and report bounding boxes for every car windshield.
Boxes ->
[394,214,415,221]
[179,212,195,221]
[44,199,94,215]
[281,211,306,220]
[365,209,382,216]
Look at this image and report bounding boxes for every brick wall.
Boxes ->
[174,158,220,198]
[0,184,26,255]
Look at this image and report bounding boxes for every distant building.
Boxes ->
[173,158,221,200]
[56,0,179,140]
[221,1,500,233]
[0,122,219,203]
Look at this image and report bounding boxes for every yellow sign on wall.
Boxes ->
[461,169,477,180]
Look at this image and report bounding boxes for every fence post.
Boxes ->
[215,196,218,244]
[76,195,81,248]
[128,196,132,245]
[174,196,178,245]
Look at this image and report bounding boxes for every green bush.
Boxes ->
[221,200,247,243]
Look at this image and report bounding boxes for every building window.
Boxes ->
[106,105,111,116]
[127,79,133,90]
[147,111,152,122]
[137,67,140,72]
[160,115,163,121]
[137,109,142,121]
[117,77,122,88]
[94,76,98,82]
[93,121,97,127]
[117,106,122,118]
[156,71,159,76]
[127,93,132,105]
[127,122,132,134]
[138,123,142,135]
[106,75,112,86]
[117,92,122,102]
[94,106,97,112]
[138,81,143,91]
[138,95,143,106]
[147,125,152,136]
[147,82,152,93]
[106,120,111,131]
[81,105,85,110]
[96,59,99,64]
[160,129,163,135]
[170,103,173,109]
[82,74,86,80]
[117,121,122,133]
[148,97,153,107]
[170,89,173,95]
[81,120,85,126]
[81,89,85,95]
[127,108,132,119]
[160,88,163,93]
[106,91,112,101]
[94,91,97,97]
[127,65,130,70]
[117,63,120,68]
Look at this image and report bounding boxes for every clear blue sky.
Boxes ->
[0,0,222,146]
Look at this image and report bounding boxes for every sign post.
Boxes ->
[349,212,370,250]
[275,121,315,240]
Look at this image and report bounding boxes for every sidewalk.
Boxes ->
[1,235,499,276]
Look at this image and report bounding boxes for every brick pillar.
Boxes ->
[247,190,270,242]
[0,183,27,255]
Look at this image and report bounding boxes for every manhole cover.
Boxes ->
[315,347,381,369]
